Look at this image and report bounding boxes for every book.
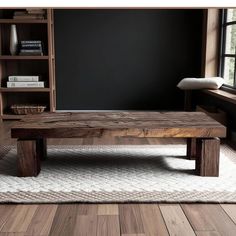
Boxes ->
[14,11,28,16]
[19,46,43,55]
[20,47,43,51]
[26,9,45,14]
[14,10,45,15]
[7,82,44,88]
[13,15,44,20]
[21,44,42,48]
[20,41,43,53]
[13,9,45,20]
[8,76,39,82]
[20,48,42,51]
[21,40,42,44]
[20,49,42,53]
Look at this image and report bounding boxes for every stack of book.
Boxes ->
[19,41,43,56]
[13,9,45,20]
[7,76,45,88]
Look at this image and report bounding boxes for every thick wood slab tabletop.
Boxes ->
[11,112,227,139]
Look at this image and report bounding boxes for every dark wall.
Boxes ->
[54,9,203,110]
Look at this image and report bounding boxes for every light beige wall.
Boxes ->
[201,9,221,77]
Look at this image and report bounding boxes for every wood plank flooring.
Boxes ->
[0,121,236,236]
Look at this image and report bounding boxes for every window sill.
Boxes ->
[203,89,236,105]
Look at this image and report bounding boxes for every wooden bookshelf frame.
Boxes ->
[0,9,55,121]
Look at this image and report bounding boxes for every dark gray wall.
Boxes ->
[54,9,203,110]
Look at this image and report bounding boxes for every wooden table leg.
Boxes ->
[17,139,41,177]
[195,138,220,177]
[37,138,47,161]
[187,138,197,160]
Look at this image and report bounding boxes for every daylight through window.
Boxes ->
[221,9,236,88]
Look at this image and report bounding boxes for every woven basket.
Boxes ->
[11,105,46,115]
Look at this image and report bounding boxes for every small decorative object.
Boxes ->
[10,24,18,55]
[11,104,46,115]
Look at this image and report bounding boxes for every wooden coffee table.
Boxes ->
[11,112,226,177]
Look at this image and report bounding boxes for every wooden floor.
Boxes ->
[1,121,236,236]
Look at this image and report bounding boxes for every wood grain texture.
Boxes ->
[77,204,98,216]
[184,90,193,111]
[73,215,97,236]
[121,234,146,236]
[0,93,3,118]
[14,112,225,177]
[97,215,120,236]
[98,204,119,215]
[17,139,40,177]
[47,8,54,112]
[187,138,197,160]
[49,204,77,236]
[220,204,236,224]
[25,204,57,236]
[196,138,220,176]
[11,112,226,139]
[195,231,221,236]
[182,204,236,236]
[0,88,51,92]
[1,205,38,233]
[0,205,16,231]
[139,204,169,236]
[202,9,220,77]
[203,89,236,105]
[181,204,215,231]
[159,204,195,236]
[0,233,26,236]
[119,204,145,234]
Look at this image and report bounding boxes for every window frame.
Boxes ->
[220,9,236,90]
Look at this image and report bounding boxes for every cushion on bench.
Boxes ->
[177,77,224,90]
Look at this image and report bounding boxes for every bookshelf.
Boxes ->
[0,9,56,121]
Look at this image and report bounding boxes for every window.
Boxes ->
[220,9,236,88]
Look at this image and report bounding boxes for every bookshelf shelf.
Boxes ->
[0,9,56,121]
[0,55,49,60]
[0,19,48,24]
[0,88,50,92]
[0,114,26,120]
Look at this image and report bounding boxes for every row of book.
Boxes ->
[19,40,43,56]
[7,76,45,88]
[13,9,46,20]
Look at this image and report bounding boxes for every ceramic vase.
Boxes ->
[10,24,18,55]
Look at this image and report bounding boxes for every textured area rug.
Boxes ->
[0,144,236,203]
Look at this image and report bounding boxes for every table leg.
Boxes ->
[195,138,220,177]
[37,138,47,161]
[17,139,41,177]
[187,138,197,159]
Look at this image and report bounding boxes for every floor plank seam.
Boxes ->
[117,208,122,236]
[179,204,198,236]
[219,204,236,227]
[157,204,171,236]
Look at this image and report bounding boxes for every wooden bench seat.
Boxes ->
[11,111,226,177]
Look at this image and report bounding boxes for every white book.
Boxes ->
[7,82,44,88]
[8,76,39,82]
[21,40,42,44]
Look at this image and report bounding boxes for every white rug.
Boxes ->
[0,144,236,203]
